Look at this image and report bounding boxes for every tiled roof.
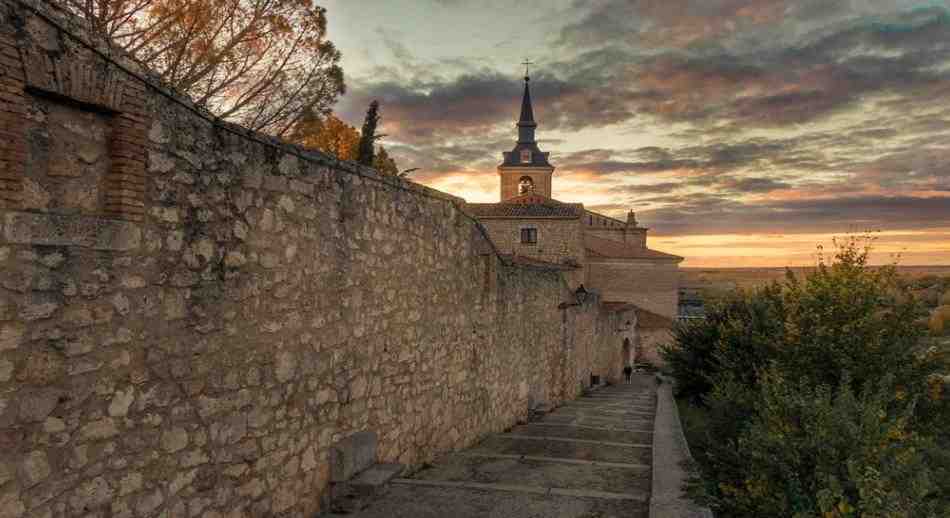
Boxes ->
[584,234,683,261]
[466,194,582,219]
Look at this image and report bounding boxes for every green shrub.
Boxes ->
[776,240,928,393]
[671,236,950,515]
[695,370,942,518]
[664,236,932,403]
[662,284,784,405]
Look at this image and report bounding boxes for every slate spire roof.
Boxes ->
[502,73,552,167]
[518,76,536,130]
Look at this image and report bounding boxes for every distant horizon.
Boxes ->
[681,264,950,270]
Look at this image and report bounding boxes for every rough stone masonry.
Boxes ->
[0,1,632,516]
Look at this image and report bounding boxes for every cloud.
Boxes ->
[640,195,950,236]
[558,0,789,50]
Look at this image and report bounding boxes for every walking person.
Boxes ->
[623,364,633,384]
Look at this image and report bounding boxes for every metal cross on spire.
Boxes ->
[521,59,534,80]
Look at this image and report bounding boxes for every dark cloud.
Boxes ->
[557,139,795,179]
[558,0,789,50]
[612,182,683,195]
[640,195,950,236]
[717,177,791,193]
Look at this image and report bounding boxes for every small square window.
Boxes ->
[520,149,532,163]
[521,227,537,244]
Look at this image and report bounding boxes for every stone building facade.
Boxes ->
[464,73,684,366]
[0,2,638,516]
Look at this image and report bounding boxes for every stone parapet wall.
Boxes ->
[584,227,647,248]
[0,2,628,516]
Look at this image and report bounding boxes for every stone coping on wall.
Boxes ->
[650,374,715,518]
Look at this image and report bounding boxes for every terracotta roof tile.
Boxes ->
[465,194,582,219]
[584,234,683,261]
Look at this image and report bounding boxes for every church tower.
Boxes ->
[498,71,554,200]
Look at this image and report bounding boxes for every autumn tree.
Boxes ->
[289,108,400,176]
[61,0,345,136]
[290,109,360,160]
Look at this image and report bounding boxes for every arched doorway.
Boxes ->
[622,338,632,365]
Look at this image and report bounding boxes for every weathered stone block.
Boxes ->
[161,426,189,453]
[18,389,60,422]
[2,213,141,251]
[19,450,50,487]
[329,431,378,482]
[0,323,24,351]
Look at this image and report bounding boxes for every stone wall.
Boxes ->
[585,259,681,318]
[475,217,584,286]
[583,226,648,248]
[0,2,629,516]
[636,328,672,367]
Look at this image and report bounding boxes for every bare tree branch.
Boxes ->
[60,0,345,135]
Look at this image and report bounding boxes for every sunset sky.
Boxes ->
[323,0,950,267]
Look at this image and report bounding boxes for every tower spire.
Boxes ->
[498,62,554,200]
[518,60,537,142]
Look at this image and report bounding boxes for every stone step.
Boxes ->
[539,416,655,430]
[497,433,651,449]
[470,435,652,465]
[526,419,654,432]
[408,453,651,496]
[326,463,404,514]
[564,400,655,408]
[511,422,653,444]
[324,482,649,518]
[549,409,655,419]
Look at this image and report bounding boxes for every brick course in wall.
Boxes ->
[0,2,148,221]
[0,2,632,516]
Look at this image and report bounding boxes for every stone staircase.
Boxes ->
[325,374,657,518]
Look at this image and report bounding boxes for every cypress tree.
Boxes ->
[357,100,380,166]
